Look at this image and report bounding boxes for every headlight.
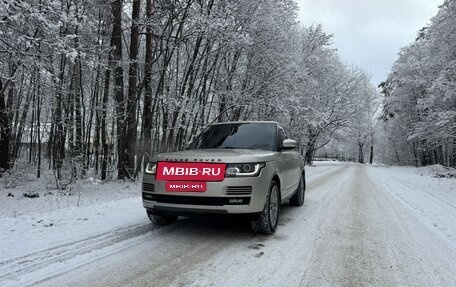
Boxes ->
[145,162,157,175]
[225,163,265,177]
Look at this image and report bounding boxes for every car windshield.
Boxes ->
[189,123,277,151]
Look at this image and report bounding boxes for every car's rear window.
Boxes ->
[189,123,278,151]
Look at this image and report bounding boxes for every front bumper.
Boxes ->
[142,163,274,215]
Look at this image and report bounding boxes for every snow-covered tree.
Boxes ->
[379,0,456,167]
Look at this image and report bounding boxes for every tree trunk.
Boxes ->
[369,145,373,164]
[142,0,154,167]
[0,79,10,171]
[92,67,101,175]
[111,0,127,179]
[101,63,111,180]
[358,141,365,164]
[36,74,42,178]
[453,139,456,167]
[126,0,141,179]
[74,65,84,167]
[305,140,315,165]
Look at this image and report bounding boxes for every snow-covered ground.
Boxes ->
[1,162,455,286]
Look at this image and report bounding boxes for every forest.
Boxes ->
[0,0,454,185]
[377,0,456,167]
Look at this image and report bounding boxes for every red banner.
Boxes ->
[156,162,226,182]
[165,182,207,192]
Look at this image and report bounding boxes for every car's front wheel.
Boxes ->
[147,210,178,225]
[251,180,280,234]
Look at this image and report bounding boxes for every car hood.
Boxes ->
[151,149,279,163]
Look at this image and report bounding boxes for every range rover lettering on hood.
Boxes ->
[163,158,222,162]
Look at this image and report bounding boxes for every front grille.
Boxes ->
[226,186,253,195]
[143,182,155,192]
[142,193,250,206]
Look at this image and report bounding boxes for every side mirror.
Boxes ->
[282,139,298,149]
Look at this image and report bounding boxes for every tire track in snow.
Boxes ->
[0,223,158,285]
[306,165,348,191]
[388,176,456,211]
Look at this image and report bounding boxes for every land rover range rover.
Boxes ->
[142,121,305,234]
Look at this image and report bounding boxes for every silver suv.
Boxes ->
[142,121,305,234]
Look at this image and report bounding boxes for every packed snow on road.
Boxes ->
[1,162,456,287]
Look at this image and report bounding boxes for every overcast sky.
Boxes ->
[296,0,443,86]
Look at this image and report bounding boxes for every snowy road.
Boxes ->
[2,163,456,286]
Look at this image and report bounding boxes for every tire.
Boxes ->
[251,180,280,234]
[147,210,178,225]
[289,173,306,206]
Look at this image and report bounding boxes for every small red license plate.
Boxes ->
[156,162,226,182]
[165,181,207,192]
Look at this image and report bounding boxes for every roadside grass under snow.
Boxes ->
[0,163,140,218]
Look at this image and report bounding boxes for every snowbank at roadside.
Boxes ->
[367,164,456,250]
[416,164,456,178]
[0,175,140,218]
